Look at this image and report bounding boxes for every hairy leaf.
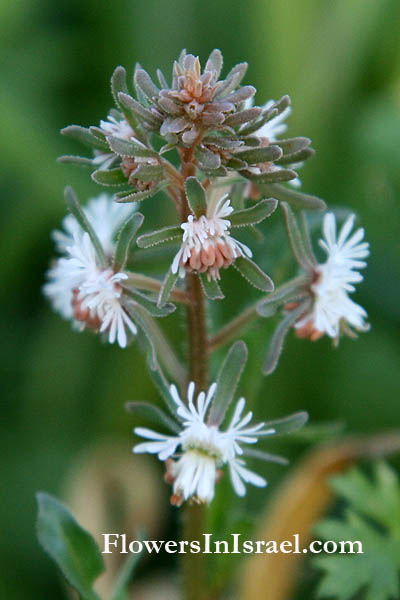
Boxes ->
[243,168,297,184]
[208,341,248,426]
[126,401,179,434]
[122,288,175,318]
[111,66,129,110]
[64,187,106,267]
[123,301,157,369]
[61,125,107,151]
[262,183,326,211]
[137,225,182,248]
[263,301,310,375]
[157,269,179,307]
[113,212,144,271]
[199,274,224,300]
[281,202,316,270]
[107,136,159,158]
[114,186,162,204]
[235,145,283,164]
[91,168,127,186]
[257,276,309,317]
[195,145,221,170]
[264,411,309,435]
[134,69,160,101]
[234,257,274,292]
[229,198,277,227]
[185,177,207,217]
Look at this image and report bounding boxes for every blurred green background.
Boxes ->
[1,0,400,598]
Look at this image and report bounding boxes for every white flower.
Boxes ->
[242,97,292,142]
[78,268,137,347]
[256,99,292,142]
[99,115,135,140]
[43,196,137,348]
[295,213,369,339]
[133,382,274,504]
[52,194,134,257]
[171,195,252,281]
[242,97,301,187]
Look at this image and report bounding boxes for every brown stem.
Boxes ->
[186,273,209,388]
[178,142,209,600]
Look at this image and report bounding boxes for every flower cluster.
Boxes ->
[172,195,252,281]
[60,49,315,204]
[134,381,277,505]
[44,194,138,347]
[155,51,255,149]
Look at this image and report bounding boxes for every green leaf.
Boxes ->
[148,363,180,418]
[114,186,162,203]
[203,135,244,150]
[287,421,345,442]
[111,66,129,110]
[199,274,224,300]
[91,168,127,186]
[281,202,315,270]
[208,341,248,426]
[64,187,106,267]
[275,137,311,156]
[275,147,315,166]
[185,177,207,217]
[61,125,107,151]
[205,49,223,78]
[215,62,248,98]
[239,95,290,136]
[263,301,310,375]
[264,411,308,435]
[243,448,289,465]
[107,136,159,158]
[134,68,160,101]
[122,288,175,317]
[262,183,326,211]
[118,92,162,130]
[235,145,283,164]
[126,401,179,434]
[229,198,277,227]
[257,276,309,317]
[195,145,221,170]
[137,225,182,248]
[113,212,144,271]
[243,168,297,184]
[57,155,94,167]
[234,256,274,292]
[314,463,400,600]
[329,462,400,535]
[110,532,145,600]
[36,492,104,600]
[132,164,164,182]
[89,126,107,143]
[157,269,179,307]
[224,108,262,127]
[122,301,157,369]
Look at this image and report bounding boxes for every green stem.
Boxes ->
[125,272,188,304]
[209,303,258,351]
[135,305,187,388]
